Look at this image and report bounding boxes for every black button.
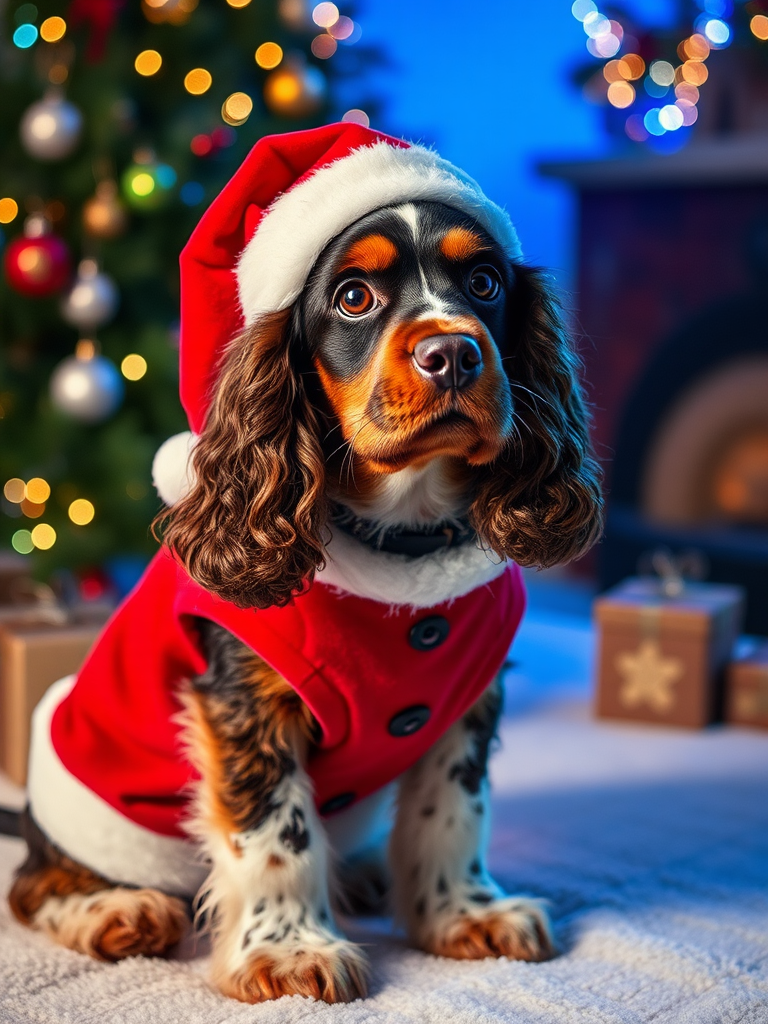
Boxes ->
[319,792,355,816]
[389,704,431,737]
[409,615,450,651]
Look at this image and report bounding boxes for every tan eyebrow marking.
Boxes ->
[338,233,398,274]
[439,227,490,262]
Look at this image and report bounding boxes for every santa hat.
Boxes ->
[153,121,521,505]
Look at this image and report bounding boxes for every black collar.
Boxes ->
[331,505,476,558]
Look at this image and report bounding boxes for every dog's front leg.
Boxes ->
[185,624,367,1003]
[390,679,553,961]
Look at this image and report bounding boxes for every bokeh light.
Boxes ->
[31,523,56,549]
[681,60,708,86]
[572,0,597,21]
[226,0,252,6]
[184,68,212,94]
[312,2,339,28]
[328,15,354,39]
[619,54,645,79]
[676,99,698,126]
[26,477,51,503]
[0,198,19,224]
[222,91,253,125]
[68,499,95,525]
[255,42,283,68]
[13,23,38,48]
[644,108,665,136]
[607,81,635,108]
[190,134,212,156]
[40,16,66,42]
[20,498,45,518]
[675,82,700,104]
[180,181,205,205]
[751,15,768,41]
[135,49,162,75]
[131,172,155,196]
[311,34,337,58]
[342,108,370,127]
[649,60,675,87]
[3,478,26,503]
[658,103,684,131]
[121,354,148,380]
[11,530,34,554]
[703,18,730,46]
[625,113,649,142]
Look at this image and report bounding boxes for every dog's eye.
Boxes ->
[335,282,376,317]
[468,266,501,301]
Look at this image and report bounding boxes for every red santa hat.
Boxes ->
[153,121,522,505]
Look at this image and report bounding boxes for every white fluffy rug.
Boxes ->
[1,605,767,1023]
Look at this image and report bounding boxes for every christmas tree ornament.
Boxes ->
[61,259,119,331]
[4,215,71,297]
[82,181,128,239]
[263,59,326,117]
[121,159,177,211]
[50,340,124,423]
[20,91,83,161]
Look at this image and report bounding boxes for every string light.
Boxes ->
[121,354,148,380]
[184,68,212,95]
[0,198,19,224]
[572,2,728,145]
[40,16,66,42]
[255,42,283,68]
[135,50,163,76]
[31,523,56,549]
[68,499,95,525]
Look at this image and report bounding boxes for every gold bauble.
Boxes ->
[82,181,128,239]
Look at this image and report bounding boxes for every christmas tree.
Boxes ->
[0,0,369,594]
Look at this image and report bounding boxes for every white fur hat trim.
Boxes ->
[152,431,198,506]
[236,140,522,325]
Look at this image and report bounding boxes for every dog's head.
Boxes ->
[160,195,602,610]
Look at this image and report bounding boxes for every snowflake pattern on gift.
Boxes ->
[616,639,684,714]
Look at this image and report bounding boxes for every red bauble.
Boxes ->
[4,234,71,297]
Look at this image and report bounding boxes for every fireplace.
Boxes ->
[541,140,768,634]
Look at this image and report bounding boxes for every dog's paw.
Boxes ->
[36,887,189,961]
[216,939,369,1003]
[421,896,554,962]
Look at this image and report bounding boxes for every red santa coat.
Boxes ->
[34,550,523,879]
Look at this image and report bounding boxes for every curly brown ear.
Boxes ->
[155,309,327,609]
[469,266,603,568]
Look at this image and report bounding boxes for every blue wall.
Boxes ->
[342,1,676,292]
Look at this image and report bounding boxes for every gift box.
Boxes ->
[594,577,745,728]
[0,605,111,786]
[725,640,768,730]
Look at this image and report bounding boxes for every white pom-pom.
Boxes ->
[152,431,198,506]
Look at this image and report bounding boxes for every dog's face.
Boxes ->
[299,202,515,475]
[161,199,603,609]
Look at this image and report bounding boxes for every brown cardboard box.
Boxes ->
[726,640,768,729]
[0,614,104,785]
[594,578,745,728]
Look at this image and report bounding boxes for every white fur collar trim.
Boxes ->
[237,140,522,324]
[315,526,509,608]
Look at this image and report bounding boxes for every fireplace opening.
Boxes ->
[600,292,768,634]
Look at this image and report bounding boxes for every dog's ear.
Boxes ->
[156,309,327,609]
[468,266,603,568]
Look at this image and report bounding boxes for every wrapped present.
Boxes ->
[594,575,745,728]
[0,605,111,786]
[0,551,33,606]
[726,640,768,729]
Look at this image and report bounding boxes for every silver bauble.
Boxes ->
[20,93,83,161]
[61,260,119,331]
[50,353,124,423]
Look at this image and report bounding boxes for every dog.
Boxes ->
[9,125,602,1004]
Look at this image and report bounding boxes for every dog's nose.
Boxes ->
[412,335,483,390]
